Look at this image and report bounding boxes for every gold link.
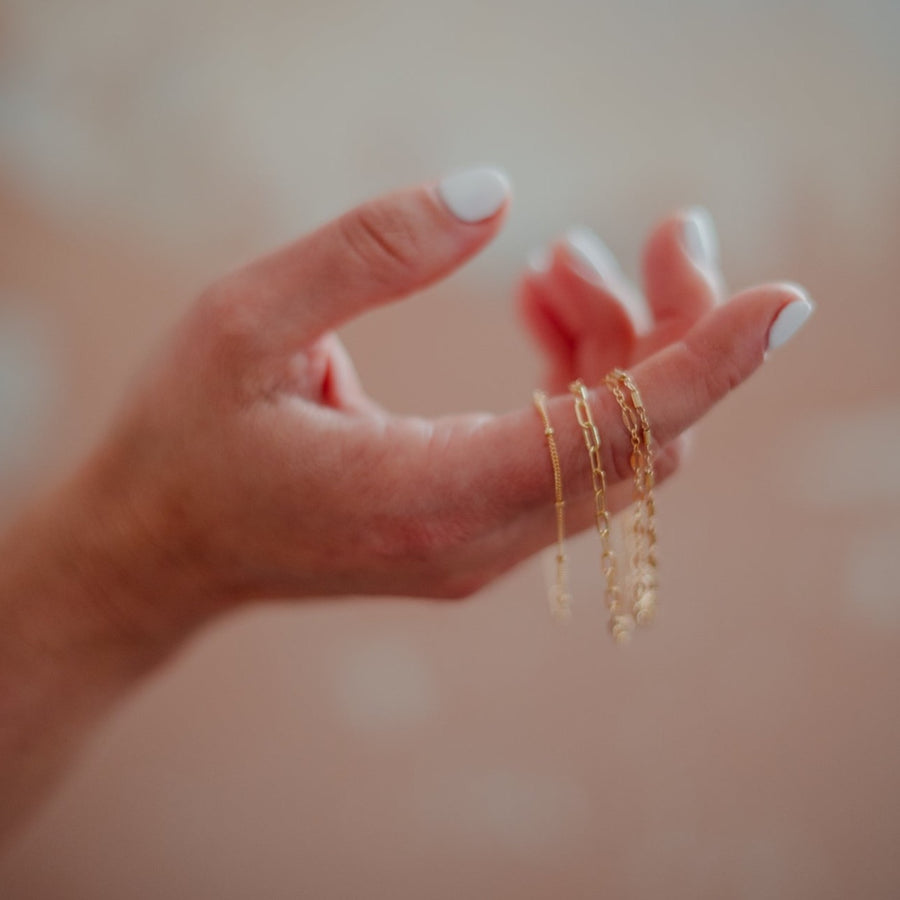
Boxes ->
[533,390,572,621]
[604,369,659,630]
[568,379,631,637]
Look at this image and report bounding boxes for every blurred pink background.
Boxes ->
[1,1,899,897]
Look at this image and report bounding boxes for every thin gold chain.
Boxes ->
[604,369,658,626]
[532,390,572,621]
[568,379,633,643]
[620,369,658,584]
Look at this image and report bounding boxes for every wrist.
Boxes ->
[0,459,206,839]
[0,451,219,677]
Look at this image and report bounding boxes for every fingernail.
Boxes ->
[681,206,718,268]
[767,284,815,351]
[527,247,551,273]
[562,227,619,285]
[437,165,511,223]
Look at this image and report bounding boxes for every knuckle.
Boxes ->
[681,336,744,407]
[188,279,270,401]
[337,203,422,286]
[707,352,744,399]
[195,277,261,348]
[375,508,489,600]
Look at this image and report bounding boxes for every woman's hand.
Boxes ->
[0,167,814,838]
[51,167,813,646]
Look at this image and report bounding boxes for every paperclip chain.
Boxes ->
[604,369,658,626]
[532,390,572,621]
[568,379,633,643]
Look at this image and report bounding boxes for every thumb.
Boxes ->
[212,166,511,355]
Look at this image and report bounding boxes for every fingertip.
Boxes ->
[643,207,717,268]
[678,206,719,272]
[642,209,721,331]
[526,246,552,274]
[559,226,621,286]
[435,165,512,224]
[764,282,815,353]
[729,280,814,322]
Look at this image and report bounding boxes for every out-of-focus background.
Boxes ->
[1,1,899,897]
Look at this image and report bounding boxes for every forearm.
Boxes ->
[0,465,199,842]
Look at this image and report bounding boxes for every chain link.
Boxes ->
[532,390,572,621]
[569,379,632,642]
[604,369,658,626]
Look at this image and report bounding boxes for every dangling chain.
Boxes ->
[532,390,572,621]
[604,369,658,627]
[533,371,659,643]
[569,379,632,643]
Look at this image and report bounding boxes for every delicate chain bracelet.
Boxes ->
[532,390,572,621]
[569,379,632,643]
[604,369,658,627]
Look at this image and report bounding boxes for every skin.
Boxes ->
[0,177,810,842]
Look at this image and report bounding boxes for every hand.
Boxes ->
[0,168,814,838]
[52,167,814,645]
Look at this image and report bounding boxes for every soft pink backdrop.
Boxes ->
[1,2,899,897]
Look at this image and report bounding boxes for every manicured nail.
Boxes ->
[767,284,815,351]
[562,227,619,284]
[437,166,511,223]
[527,247,551,273]
[681,206,718,268]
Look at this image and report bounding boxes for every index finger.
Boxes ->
[467,282,814,518]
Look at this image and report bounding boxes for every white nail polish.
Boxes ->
[562,227,619,284]
[437,166,511,223]
[767,284,815,351]
[527,247,551,273]
[682,206,718,268]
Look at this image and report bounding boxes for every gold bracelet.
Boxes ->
[569,379,633,643]
[604,369,658,626]
[532,390,572,621]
